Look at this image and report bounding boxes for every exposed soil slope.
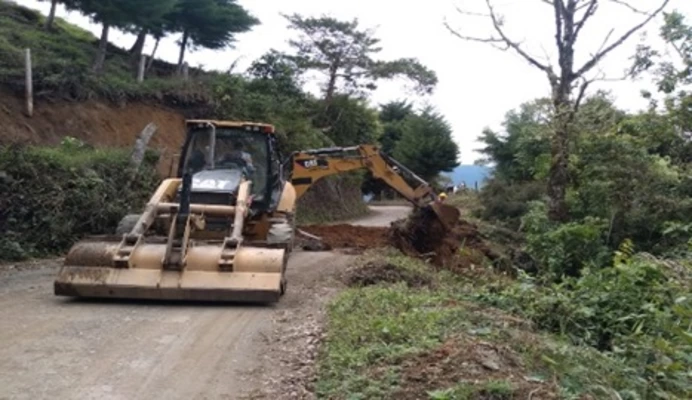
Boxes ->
[0,91,186,174]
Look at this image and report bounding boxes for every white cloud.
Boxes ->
[18,0,691,163]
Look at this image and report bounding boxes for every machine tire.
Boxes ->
[115,214,140,235]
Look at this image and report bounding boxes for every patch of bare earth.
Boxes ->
[393,336,560,400]
[298,224,390,252]
[343,258,434,289]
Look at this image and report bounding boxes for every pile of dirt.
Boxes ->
[345,260,433,288]
[388,208,497,271]
[298,224,389,250]
[393,337,558,399]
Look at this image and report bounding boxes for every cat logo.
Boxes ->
[298,158,328,169]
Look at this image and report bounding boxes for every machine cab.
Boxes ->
[176,120,286,212]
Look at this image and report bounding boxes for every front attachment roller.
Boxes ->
[54,175,287,304]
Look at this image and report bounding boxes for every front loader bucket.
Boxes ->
[54,237,287,304]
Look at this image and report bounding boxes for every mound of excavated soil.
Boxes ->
[298,224,389,250]
[299,207,497,273]
[388,207,495,271]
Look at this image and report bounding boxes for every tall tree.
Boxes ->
[394,107,460,182]
[283,14,438,107]
[39,0,62,30]
[378,100,414,154]
[445,0,670,222]
[124,0,178,63]
[167,0,259,74]
[69,0,176,73]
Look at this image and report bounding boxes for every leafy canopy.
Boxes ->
[283,14,438,101]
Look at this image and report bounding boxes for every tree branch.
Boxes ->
[573,76,591,111]
[573,0,598,41]
[607,0,648,15]
[483,0,553,73]
[574,0,671,77]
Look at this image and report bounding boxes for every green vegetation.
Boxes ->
[316,250,679,399]
[317,7,691,400]
[0,138,159,260]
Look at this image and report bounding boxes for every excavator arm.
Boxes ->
[288,144,460,228]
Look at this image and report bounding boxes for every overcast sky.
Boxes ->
[19,0,692,164]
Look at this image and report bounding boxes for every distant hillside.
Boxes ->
[443,164,492,188]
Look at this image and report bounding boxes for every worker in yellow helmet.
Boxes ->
[438,192,447,202]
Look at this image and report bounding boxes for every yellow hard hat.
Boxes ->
[439,192,447,199]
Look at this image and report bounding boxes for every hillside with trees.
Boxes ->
[0,0,459,259]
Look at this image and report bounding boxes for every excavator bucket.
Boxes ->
[54,176,287,304]
[429,202,461,231]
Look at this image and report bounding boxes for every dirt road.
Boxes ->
[0,205,410,400]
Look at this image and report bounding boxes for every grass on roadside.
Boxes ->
[314,249,666,400]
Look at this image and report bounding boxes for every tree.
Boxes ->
[68,0,135,73]
[124,0,178,63]
[247,50,305,98]
[283,14,438,106]
[631,10,691,95]
[167,0,259,74]
[394,107,460,182]
[39,0,63,30]
[68,0,177,73]
[477,98,553,183]
[445,0,670,222]
[378,100,414,154]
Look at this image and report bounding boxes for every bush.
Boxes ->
[520,201,611,278]
[475,246,691,398]
[0,140,160,260]
[296,172,370,224]
[477,179,545,229]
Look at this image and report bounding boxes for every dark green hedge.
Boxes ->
[0,140,160,261]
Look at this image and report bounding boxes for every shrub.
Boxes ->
[521,201,611,278]
[0,140,160,260]
[477,179,545,229]
[475,245,691,398]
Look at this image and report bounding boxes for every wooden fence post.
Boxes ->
[129,122,158,182]
[25,48,33,117]
[182,62,189,81]
[137,54,146,83]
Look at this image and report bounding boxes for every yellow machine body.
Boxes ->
[54,121,457,304]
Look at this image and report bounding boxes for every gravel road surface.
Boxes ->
[0,205,410,400]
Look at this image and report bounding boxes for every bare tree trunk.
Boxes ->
[130,29,147,57]
[547,97,572,222]
[324,62,339,108]
[93,23,110,74]
[176,30,189,75]
[45,0,58,30]
[146,37,160,72]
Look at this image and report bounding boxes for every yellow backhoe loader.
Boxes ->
[53,120,460,303]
